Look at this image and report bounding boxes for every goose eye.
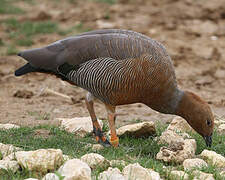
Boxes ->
[206,119,211,126]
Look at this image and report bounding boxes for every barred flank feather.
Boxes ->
[57,54,179,114]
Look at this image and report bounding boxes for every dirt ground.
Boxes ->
[0,0,225,127]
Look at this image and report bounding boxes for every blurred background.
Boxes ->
[0,0,225,127]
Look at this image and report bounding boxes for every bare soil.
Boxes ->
[0,0,225,127]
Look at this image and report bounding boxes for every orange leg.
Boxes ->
[105,104,119,147]
[85,92,110,146]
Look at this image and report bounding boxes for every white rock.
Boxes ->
[63,155,72,162]
[92,144,104,151]
[159,130,190,145]
[148,169,161,180]
[42,173,59,180]
[99,167,125,180]
[81,153,110,169]
[58,117,103,137]
[0,143,22,158]
[3,152,16,161]
[58,159,91,180]
[214,116,225,126]
[114,122,156,138]
[193,170,214,180]
[15,149,63,173]
[218,124,225,135]
[156,139,196,163]
[110,160,126,167]
[214,119,225,127]
[167,117,194,133]
[200,150,225,168]
[0,160,20,173]
[170,170,189,180]
[24,179,39,180]
[210,35,218,41]
[183,158,208,170]
[122,163,160,180]
[0,124,20,129]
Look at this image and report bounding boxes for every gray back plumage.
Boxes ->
[19,29,168,71]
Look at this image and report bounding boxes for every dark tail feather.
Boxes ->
[15,63,36,76]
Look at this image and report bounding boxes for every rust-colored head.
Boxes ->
[176,91,214,147]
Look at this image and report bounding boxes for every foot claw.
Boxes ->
[93,126,111,147]
[99,138,111,147]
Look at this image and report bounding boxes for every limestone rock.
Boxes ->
[214,117,225,127]
[0,160,20,173]
[99,167,125,180]
[156,139,196,163]
[183,158,208,170]
[170,170,189,180]
[3,152,16,161]
[81,153,110,169]
[200,150,225,168]
[122,163,160,180]
[58,117,103,137]
[0,124,20,130]
[15,149,63,173]
[62,155,72,162]
[159,129,190,145]
[42,173,59,180]
[92,144,104,151]
[193,170,214,180]
[58,159,91,180]
[148,169,161,180]
[115,122,156,138]
[218,124,225,135]
[0,143,22,158]
[167,117,194,133]
[110,160,126,167]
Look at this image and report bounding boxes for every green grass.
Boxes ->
[68,0,77,3]
[57,23,91,36]
[27,111,51,120]
[6,45,18,55]
[91,0,117,4]
[0,0,25,14]
[3,18,91,49]
[4,18,58,37]
[3,18,59,48]
[15,38,33,46]
[190,129,225,156]
[0,123,224,179]
[0,39,4,46]
[67,0,116,4]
